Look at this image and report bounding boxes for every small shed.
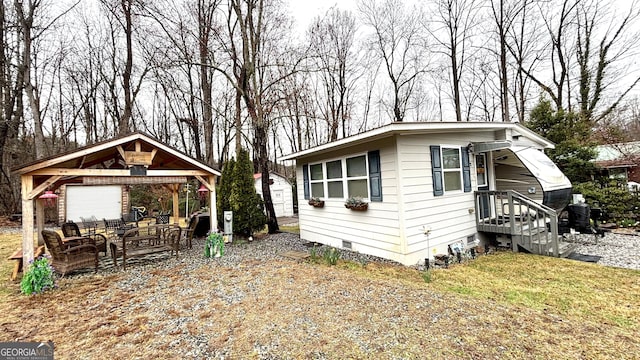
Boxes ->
[12,132,221,266]
[254,172,294,217]
[282,122,571,266]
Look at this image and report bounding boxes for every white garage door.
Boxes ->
[66,185,122,222]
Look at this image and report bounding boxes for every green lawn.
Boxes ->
[426,251,640,329]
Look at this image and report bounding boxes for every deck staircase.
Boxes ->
[474,190,576,257]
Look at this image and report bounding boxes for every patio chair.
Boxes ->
[181,216,199,249]
[61,221,107,255]
[79,216,101,234]
[155,212,170,224]
[41,230,98,276]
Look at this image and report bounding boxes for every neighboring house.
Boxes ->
[594,142,640,183]
[282,122,573,266]
[254,172,294,217]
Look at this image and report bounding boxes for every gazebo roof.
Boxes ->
[14,131,220,176]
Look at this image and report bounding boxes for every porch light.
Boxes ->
[39,190,58,208]
[197,184,209,200]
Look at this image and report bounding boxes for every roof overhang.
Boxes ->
[13,132,221,177]
[470,140,512,153]
[281,122,554,161]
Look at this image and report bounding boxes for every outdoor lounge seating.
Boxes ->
[41,229,99,276]
[61,221,107,255]
[110,224,180,270]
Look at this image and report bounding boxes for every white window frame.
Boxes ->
[345,154,369,199]
[306,154,371,200]
[309,162,325,198]
[441,146,463,193]
[475,153,487,188]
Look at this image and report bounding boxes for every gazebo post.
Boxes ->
[21,175,35,268]
[35,199,45,246]
[171,184,180,224]
[209,175,217,233]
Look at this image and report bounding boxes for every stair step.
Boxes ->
[545,241,577,258]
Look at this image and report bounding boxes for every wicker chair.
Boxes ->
[61,221,107,255]
[42,230,98,276]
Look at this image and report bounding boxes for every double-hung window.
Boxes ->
[309,163,324,197]
[302,151,382,201]
[346,155,368,198]
[326,160,344,197]
[430,145,471,196]
[442,147,462,192]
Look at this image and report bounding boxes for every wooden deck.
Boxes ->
[475,190,576,257]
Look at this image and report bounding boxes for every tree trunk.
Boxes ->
[199,0,214,165]
[16,0,45,157]
[120,0,134,135]
[255,124,279,233]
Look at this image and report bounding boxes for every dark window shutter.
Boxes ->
[302,164,310,200]
[461,148,471,192]
[368,150,382,202]
[430,146,443,196]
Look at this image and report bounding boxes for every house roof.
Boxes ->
[254,171,291,183]
[594,142,640,162]
[281,122,555,160]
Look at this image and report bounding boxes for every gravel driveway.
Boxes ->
[568,231,640,270]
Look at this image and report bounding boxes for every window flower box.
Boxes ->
[308,197,325,208]
[345,197,368,211]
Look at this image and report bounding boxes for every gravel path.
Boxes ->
[3,224,639,270]
[567,231,640,270]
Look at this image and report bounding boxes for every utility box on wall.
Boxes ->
[223,211,233,243]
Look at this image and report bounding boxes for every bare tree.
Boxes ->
[358,0,428,122]
[308,7,358,141]
[575,0,640,124]
[429,0,481,122]
[522,0,579,112]
[217,0,301,233]
[506,0,541,123]
[0,1,25,213]
[99,0,151,135]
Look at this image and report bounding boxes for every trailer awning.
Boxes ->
[510,146,571,191]
[471,140,512,153]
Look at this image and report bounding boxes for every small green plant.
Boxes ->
[309,246,320,262]
[422,270,433,283]
[21,254,56,295]
[322,247,340,265]
[205,232,224,257]
[618,219,637,228]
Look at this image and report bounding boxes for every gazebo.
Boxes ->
[12,132,221,267]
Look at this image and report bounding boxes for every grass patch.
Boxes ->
[0,229,638,358]
[278,225,299,234]
[428,251,640,329]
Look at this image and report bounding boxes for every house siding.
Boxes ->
[296,138,403,262]
[396,133,495,265]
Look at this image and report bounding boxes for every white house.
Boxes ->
[254,172,295,217]
[282,122,573,266]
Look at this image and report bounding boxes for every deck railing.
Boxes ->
[475,190,559,256]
